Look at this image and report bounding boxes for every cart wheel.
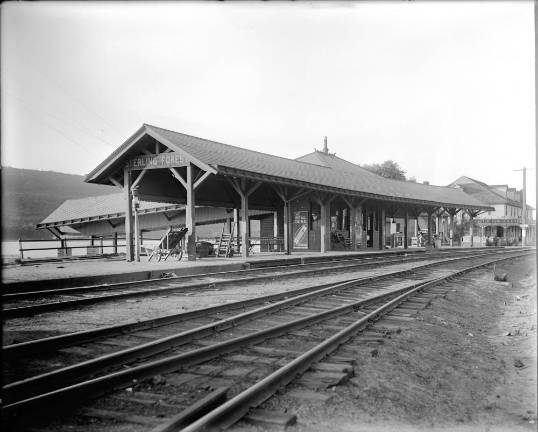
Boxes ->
[177,249,183,261]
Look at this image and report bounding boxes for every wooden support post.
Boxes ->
[113,232,118,254]
[283,201,290,254]
[273,211,278,251]
[448,211,455,247]
[349,206,357,251]
[469,214,474,247]
[362,207,368,249]
[379,208,386,250]
[186,163,196,261]
[227,178,262,259]
[234,209,240,253]
[342,197,366,252]
[276,207,284,252]
[404,211,409,249]
[271,185,309,255]
[240,179,250,259]
[427,211,433,247]
[169,164,213,261]
[287,202,293,253]
[124,167,134,261]
[320,200,331,253]
[355,205,363,250]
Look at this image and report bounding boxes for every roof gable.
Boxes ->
[448,176,523,207]
[85,124,216,185]
[86,124,491,210]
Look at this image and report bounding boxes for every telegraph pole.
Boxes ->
[515,167,530,246]
[522,167,527,246]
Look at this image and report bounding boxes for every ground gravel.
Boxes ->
[232,255,536,432]
[3,258,444,344]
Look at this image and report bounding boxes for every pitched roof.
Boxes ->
[86,124,491,210]
[448,176,523,207]
[37,193,185,228]
[37,193,272,229]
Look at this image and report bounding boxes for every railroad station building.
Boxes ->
[49,123,493,261]
[448,176,535,246]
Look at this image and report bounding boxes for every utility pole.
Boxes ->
[522,167,527,246]
[514,167,530,246]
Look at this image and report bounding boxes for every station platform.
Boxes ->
[3,245,505,292]
[2,248,434,291]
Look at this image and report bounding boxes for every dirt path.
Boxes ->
[236,255,537,431]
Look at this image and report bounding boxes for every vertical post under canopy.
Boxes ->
[186,163,197,261]
[124,167,134,262]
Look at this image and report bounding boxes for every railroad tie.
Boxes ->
[295,370,352,390]
[286,388,336,403]
[149,387,229,432]
[79,408,157,426]
[244,409,297,428]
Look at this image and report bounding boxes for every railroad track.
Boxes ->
[1,248,509,319]
[2,249,516,381]
[2,248,532,431]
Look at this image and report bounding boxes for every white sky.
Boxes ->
[2,1,536,207]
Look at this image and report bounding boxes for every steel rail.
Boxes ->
[6,248,502,299]
[2,279,350,357]
[178,252,532,432]
[0,254,424,318]
[3,248,525,398]
[3,249,511,361]
[1,251,531,426]
[0,249,507,319]
[4,250,427,297]
[0,273,458,416]
[1,266,424,402]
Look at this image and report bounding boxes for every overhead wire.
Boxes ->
[6,93,105,158]
[14,56,124,140]
[6,91,116,151]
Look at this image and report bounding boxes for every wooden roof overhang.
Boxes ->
[85,124,493,214]
[36,204,185,229]
[216,166,494,213]
[86,125,217,185]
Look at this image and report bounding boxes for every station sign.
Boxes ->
[127,152,189,170]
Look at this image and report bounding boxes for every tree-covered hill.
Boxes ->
[2,167,118,240]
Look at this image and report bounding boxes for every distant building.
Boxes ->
[448,176,535,245]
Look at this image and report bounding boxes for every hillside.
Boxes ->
[2,167,118,240]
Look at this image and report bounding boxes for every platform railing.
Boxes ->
[17,235,127,260]
[16,235,287,261]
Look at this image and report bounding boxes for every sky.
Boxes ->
[2,1,536,207]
